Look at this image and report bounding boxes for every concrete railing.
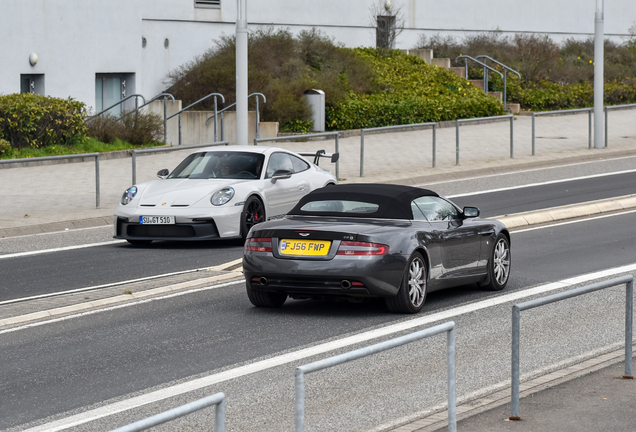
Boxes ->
[294,322,457,432]
[0,153,101,208]
[510,275,633,420]
[108,392,225,432]
[131,141,228,185]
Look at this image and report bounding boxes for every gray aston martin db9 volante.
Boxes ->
[242,184,511,314]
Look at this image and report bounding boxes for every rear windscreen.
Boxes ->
[299,200,380,214]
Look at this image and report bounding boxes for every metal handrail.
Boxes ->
[0,153,101,208]
[455,55,503,97]
[456,115,514,164]
[87,94,147,120]
[295,322,457,432]
[510,275,633,420]
[475,55,521,107]
[137,93,176,144]
[531,108,593,155]
[167,93,226,145]
[206,93,267,140]
[604,103,636,148]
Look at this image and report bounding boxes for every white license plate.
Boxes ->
[139,216,175,225]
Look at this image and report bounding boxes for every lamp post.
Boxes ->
[236,0,248,145]
[593,0,604,149]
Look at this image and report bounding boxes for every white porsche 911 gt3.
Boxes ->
[113,146,338,244]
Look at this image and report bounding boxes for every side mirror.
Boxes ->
[463,206,480,218]
[271,169,292,182]
[157,169,169,179]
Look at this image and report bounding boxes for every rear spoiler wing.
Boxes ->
[298,150,339,166]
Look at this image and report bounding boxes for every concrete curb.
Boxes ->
[495,194,636,228]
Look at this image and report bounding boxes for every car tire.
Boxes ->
[246,285,287,307]
[385,252,427,314]
[126,239,152,245]
[480,234,511,291]
[241,196,266,239]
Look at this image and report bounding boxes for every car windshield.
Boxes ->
[168,151,265,180]
[299,200,380,214]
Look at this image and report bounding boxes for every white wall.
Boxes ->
[2,0,634,109]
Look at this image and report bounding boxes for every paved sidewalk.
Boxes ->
[1,110,635,235]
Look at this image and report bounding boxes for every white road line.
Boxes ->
[20,263,636,432]
[0,223,112,241]
[513,209,636,233]
[445,168,636,198]
[0,240,124,260]
[0,258,244,306]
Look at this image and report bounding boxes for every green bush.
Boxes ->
[86,111,163,145]
[0,93,88,149]
[0,138,10,155]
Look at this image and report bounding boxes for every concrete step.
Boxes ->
[431,58,451,69]
[488,91,503,102]
[469,79,484,90]
[506,103,521,114]
[400,48,433,64]
[449,67,465,78]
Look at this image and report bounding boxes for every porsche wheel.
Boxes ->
[481,234,511,291]
[386,252,427,314]
[241,196,266,239]
[246,285,287,307]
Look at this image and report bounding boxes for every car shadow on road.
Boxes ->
[120,238,245,250]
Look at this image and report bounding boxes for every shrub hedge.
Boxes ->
[0,93,88,149]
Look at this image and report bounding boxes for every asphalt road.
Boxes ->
[1,211,635,431]
[1,168,635,302]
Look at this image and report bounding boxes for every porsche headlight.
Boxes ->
[120,186,138,205]
[211,187,235,206]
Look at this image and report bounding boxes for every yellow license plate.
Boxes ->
[279,239,331,256]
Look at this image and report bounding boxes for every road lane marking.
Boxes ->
[19,262,636,432]
[0,240,124,259]
[0,258,243,306]
[512,209,636,233]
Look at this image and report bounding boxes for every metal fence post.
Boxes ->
[256,96,260,139]
[132,150,137,185]
[531,114,536,156]
[455,120,460,165]
[95,154,100,209]
[588,109,592,149]
[163,96,168,144]
[510,116,514,159]
[295,368,306,432]
[214,96,218,143]
[510,305,521,420]
[447,325,457,432]
[625,278,634,379]
[178,114,182,146]
[432,124,437,168]
[360,129,365,177]
[604,107,609,148]
[335,133,340,179]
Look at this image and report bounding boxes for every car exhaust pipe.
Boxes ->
[260,277,268,286]
[341,280,352,289]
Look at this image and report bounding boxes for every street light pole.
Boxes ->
[593,0,604,149]
[236,0,248,145]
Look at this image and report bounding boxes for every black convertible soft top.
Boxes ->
[288,184,439,219]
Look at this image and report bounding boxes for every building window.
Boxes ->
[194,0,220,8]
[20,74,45,95]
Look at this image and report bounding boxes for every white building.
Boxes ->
[1,0,634,113]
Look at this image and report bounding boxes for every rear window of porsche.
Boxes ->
[299,200,380,214]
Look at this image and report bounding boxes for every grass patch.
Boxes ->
[0,138,163,160]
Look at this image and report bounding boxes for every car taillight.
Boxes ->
[336,241,389,256]
[244,237,272,252]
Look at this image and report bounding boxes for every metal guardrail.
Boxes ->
[87,94,147,120]
[605,103,636,148]
[0,153,101,208]
[108,392,225,432]
[137,93,176,144]
[531,108,592,155]
[206,93,267,141]
[131,141,228,185]
[254,132,340,179]
[456,115,514,164]
[475,55,521,108]
[360,122,437,175]
[167,93,226,146]
[510,275,634,421]
[294,322,457,432]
